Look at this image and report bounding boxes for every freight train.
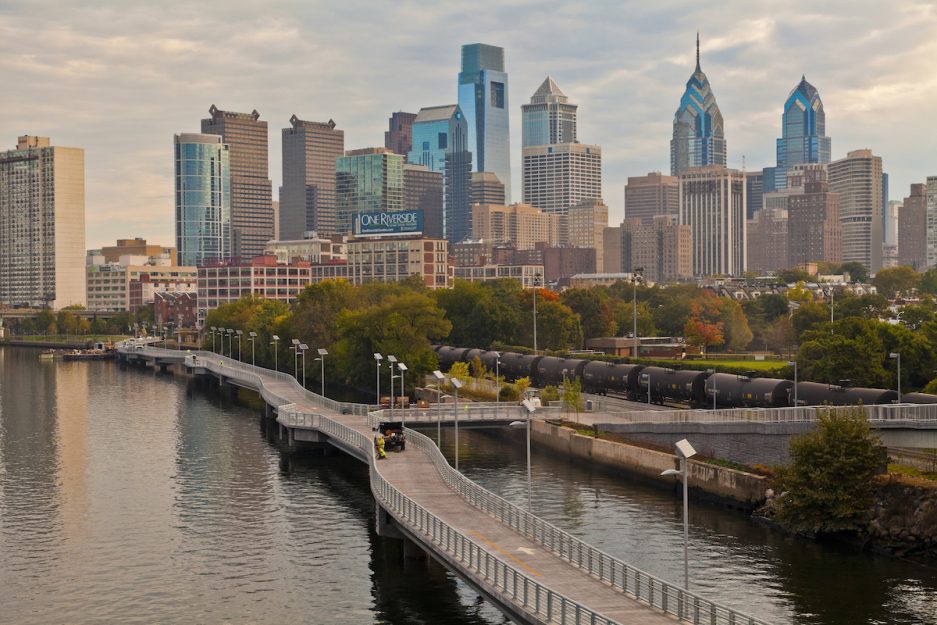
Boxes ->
[434,346,936,409]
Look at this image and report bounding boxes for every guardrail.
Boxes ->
[595,403,937,425]
[367,403,563,428]
[405,427,771,625]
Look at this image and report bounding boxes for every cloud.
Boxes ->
[1,0,935,246]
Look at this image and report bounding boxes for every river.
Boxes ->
[0,346,934,624]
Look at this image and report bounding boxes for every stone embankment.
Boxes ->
[865,478,937,560]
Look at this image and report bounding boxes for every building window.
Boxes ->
[438,133,447,150]
[491,82,505,109]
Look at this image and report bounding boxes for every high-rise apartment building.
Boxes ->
[201,106,273,259]
[828,149,884,272]
[618,217,692,283]
[567,199,608,268]
[522,143,602,218]
[679,166,746,276]
[884,200,901,269]
[280,116,344,239]
[385,111,417,157]
[471,203,563,250]
[787,166,841,266]
[745,170,764,218]
[445,150,473,243]
[771,77,831,192]
[671,36,726,176]
[0,136,85,308]
[458,43,511,201]
[403,164,444,239]
[747,207,788,272]
[521,77,577,147]
[624,172,679,224]
[470,172,505,206]
[174,133,231,267]
[898,183,927,269]
[335,148,404,234]
[927,177,937,269]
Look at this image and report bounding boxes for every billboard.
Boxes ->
[355,210,424,237]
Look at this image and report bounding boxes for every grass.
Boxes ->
[888,463,937,482]
[3,334,129,344]
[637,358,788,372]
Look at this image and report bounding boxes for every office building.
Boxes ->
[928,177,937,269]
[787,166,841,267]
[771,77,831,191]
[454,264,543,288]
[385,111,417,157]
[471,203,563,250]
[280,116,344,239]
[617,217,692,282]
[346,236,450,289]
[671,35,726,176]
[828,149,884,272]
[458,43,511,200]
[679,166,746,276]
[624,172,679,224]
[602,225,623,273]
[404,164,444,239]
[567,199,608,268]
[0,136,85,308]
[884,200,901,268]
[101,238,176,265]
[747,207,788,272]
[174,133,231,267]
[522,143,602,218]
[335,148,404,234]
[201,106,273,258]
[899,183,927,270]
[540,244,596,286]
[85,250,197,312]
[264,236,346,265]
[445,150,473,243]
[521,76,577,147]
[197,255,312,323]
[745,171,764,218]
[470,171,505,206]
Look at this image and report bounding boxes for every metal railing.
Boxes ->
[405,427,772,625]
[593,403,937,425]
[368,403,562,428]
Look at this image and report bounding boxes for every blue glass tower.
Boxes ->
[458,43,511,201]
[670,35,726,176]
[174,133,231,266]
[773,75,831,190]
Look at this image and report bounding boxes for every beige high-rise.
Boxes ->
[679,166,746,277]
[522,143,602,217]
[624,172,679,224]
[828,149,884,273]
[899,184,927,269]
[0,136,85,308]
[471,203,563,250]
[567,199,608,267]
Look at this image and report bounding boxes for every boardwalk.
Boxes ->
[119,343,773,625]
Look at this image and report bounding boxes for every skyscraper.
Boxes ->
[567,199,609,268]
[385,111,417,157]
[926,176,937,269]
[522,143,602,218]
[280,116,344,239]
[403,164,444,239]
[335,148,404,234]
[771,77,831,192]
[521,77,577,147]
[828,149,884,272]
[201,105,273,259]
[174,133,231,267]
[470,172,505,206]
[0,136,86,308]
[745,171,764,218]
[679,166,746,276]
[787,165,841,267]
[624,172,679,224]
[899,183,927,270]
[671,35,726,176]
[458,43,511,201]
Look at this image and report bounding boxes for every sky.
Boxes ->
[2,0,936,249]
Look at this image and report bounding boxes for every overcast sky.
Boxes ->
[2,0,936,249]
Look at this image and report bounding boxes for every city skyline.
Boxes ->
[1,1,935,248]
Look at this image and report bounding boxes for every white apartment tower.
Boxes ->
[828,149,884,273]
[678,166,746,276]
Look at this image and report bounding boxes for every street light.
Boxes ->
[271,335,280,372]
[432,370,445,444]
[210,326,217,353]
[397,363,408,414]
[317,348,328,397]
[632,267,643,346]
[509,398,537,511]
[291,338,300,379]
[890,352,901,403]
[374,353,383,407]
[226,329,234,357]
[660,438,697,591]
[248,331,257,366]
[387,355,398,416]
[451,377,464,471]
[706,368,717,410]
[788,360,798,406]
[235,329,243,361]
[299,344,308,388]
[532,273,540,354]
[493,351,501,419]
[641,372,651,404]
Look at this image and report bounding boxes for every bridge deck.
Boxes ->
[119,344,770,625]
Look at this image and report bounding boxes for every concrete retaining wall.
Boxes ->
[531,420,767,508]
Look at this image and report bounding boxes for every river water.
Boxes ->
[0,346,934,625]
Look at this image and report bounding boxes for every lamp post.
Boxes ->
[509,398,537,511]
[494,351,501,419]
[291,338,300,379]
[397,363,408,414]
[317,348,328,397]
[788,360,798,406]
[387,355,397,416]
[451,377,463,471]
[707,368,716,410]
[532,273,540,354]
[248,331,257,366]
[632,267,643,346]
[890,352,901,403]
[226,329,234,357]
[432,370,445,445]
[660,438,697,591]
[236,330,243,361]
[299,344,308,388]
[271,335,280,372]
[642,372,651,404]
[210,326,217,353]
[374,353,383,407]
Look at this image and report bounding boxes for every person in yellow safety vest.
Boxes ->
[375,434,386,460]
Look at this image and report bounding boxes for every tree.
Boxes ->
[876,321,935,390]
[839,261,869,284]
[785,281,814,303]
[561,376,585,421]
[435,279,522,348]
[920,268,937,295]
[774,406,882,533]
[834,293,889,320]
[717,298,753,351]
[611,301,657,338]
[777,267,813,284]
[763,316,795,355]
[683,295,724,354]
[448,361,470,383]
[561,288,616,340]
[899,301,937,330]
[797,333,889,388]
[872,266,921,299]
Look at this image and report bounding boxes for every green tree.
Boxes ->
[797,332,889,388]
[448,361,470,383]
[777,267,813,284]
[834,293,889,320]
[899,301,937,330]
[839,261,869,284]
[561,288,616,340]
[875,321,935,390]
[435,279,523,348]
[774,406,882,533]
[683,295,724,354]
[871,266,921,299]
[611,301,657,338]
[919,268,937,295]
[717,298,753,351]
[561,376,585,421]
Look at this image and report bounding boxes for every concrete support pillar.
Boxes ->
[403,538,427,561]
[278,423,284,441]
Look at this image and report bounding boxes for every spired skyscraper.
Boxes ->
[767,76,831,192]
[670,35,726,176]
[458,43,511,201]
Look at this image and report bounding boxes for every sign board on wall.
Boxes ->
[354,210,424,237]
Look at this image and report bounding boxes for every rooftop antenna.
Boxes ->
[742,154,747,172]
[696,32,701,72]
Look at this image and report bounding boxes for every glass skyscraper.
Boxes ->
[670,35,726,176]
[521,77,577,147]
[772,75,831,191]
[335,148,404,234]
[458,43,511,201]
[174,133,231,267]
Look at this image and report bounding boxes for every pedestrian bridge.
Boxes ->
[117,343,772,625]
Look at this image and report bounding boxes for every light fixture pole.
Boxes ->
[398,363,408,414]
[227,329,234,357]
[374,353,383,407]
[642,372,651,404]
[387,355,397,416]
[788,360,798,406]
[510,398,537,511]
[451,377,463,471]
[271,335,280,372]
[210,326,217,353]
[248,331,257,366]
[660,438,697,591]
[707,368,717,410]
[317,348,328,397]
[890,352,901,403]
[494,351,501,419]
[299,344,308,388]
[632,267,643,345]
[236,330,243,361]
[433,370,445,445]
[291,338,300,380]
